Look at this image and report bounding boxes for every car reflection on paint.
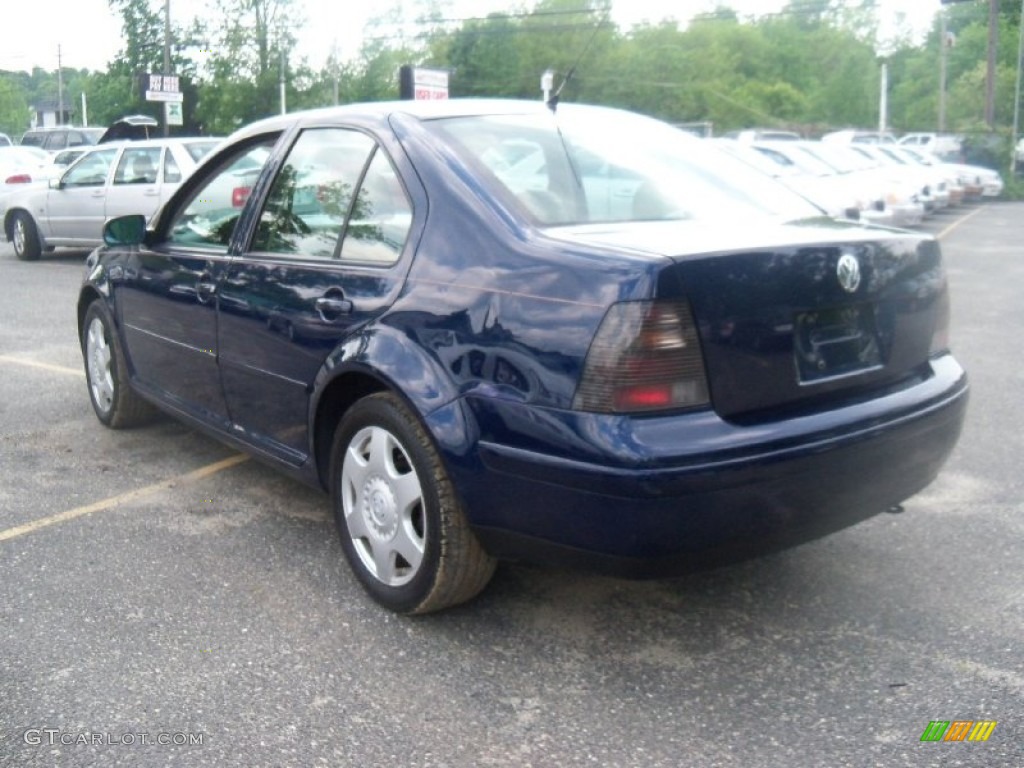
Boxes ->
[77,99,968,614]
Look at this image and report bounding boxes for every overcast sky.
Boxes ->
[1,0,936,74]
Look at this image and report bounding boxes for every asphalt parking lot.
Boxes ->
[1,205,1021,768]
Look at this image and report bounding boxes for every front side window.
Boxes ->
[62,149,117,187]
[166,136,278,250]
[114,147,162,185]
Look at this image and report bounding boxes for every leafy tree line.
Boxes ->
[2,0,1022,161]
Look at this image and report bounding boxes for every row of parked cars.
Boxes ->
[48,99,971,614]
[718,132,1002,229]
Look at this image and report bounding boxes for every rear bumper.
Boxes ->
[450,355,968,577]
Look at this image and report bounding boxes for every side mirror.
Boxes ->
[103,215,147,247]
[49,177,63,190]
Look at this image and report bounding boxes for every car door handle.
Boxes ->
[196,272,218,304]
[315,296,353,319]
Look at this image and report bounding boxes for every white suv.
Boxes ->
[19,126,105,154]
[898,133,964,162]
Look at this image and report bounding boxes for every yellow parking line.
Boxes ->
[937,204,987,241]
[0,454,249,542]
[0,355,85,378]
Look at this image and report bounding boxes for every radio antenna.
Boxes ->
[547,5,612,111]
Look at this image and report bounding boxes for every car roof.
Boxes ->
[227,99,561,142]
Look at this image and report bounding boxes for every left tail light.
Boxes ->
[573,300,710,414]
[4,174,31,184]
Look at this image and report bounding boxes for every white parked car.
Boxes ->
[0,145,55,186]
[0,145,64,224]
[849,144,949,213]
[889,145,967,207]
[3,137,219,260]
[947,162,1004,199]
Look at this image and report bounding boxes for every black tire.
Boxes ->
[329,392,496,614]
[11,211,41,261]
[81,301,155,428]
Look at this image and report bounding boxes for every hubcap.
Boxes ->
[13,219,25,254]
[85,317,114,414]
[341,425,425,587]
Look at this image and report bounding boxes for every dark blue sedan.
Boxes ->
[78,100,968,613]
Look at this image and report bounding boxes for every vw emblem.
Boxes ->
[837,253,861,293]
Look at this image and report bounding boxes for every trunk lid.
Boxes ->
[549,219,946,421]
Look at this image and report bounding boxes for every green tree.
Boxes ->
[191,0,302,132]
[0,74,31,136]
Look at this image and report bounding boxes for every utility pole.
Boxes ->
[879,61,888,134]
[163,0,172,136]
[939,12,948,132]
[985,0,998,128]
[1013,0,1024,171]
[57,45,64,125]
[941,0,997,128]
[280,49,287,115]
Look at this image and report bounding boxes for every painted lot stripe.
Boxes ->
[0,454,249,542]
[0,355,84,378]
[937,204,987,241]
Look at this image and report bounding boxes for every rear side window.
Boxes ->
[21,132,46,148]
[252,128,374,258]
[67,131,91,147]
[251,127,413,265]
[339,149,413,264]
[164,151,182,183]
[114,147,162,184]
[44,132,67,151]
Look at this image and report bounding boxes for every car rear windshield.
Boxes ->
[424,107,822,226]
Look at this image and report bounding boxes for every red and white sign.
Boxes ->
[413,69,448,101]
